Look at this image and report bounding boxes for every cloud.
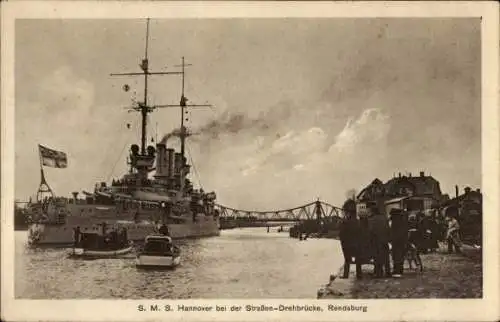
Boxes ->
[15,19,480,208]
[37,66,95,118]
[189,107,391,210]
[329,108,390,155]
[15,66,135,199]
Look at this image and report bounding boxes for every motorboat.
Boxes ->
[136,234,181,269]
[68,230,134,259]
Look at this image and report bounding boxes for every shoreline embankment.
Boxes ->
[318,243,482,299]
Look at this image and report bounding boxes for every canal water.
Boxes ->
[15,228,343,299]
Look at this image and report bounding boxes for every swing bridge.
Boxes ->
[214,200,345,223]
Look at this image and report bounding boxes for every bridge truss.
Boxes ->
[215,200,345,222]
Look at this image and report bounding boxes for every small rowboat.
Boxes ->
[68,229,134,259]
[136,234,181,269]
[68,240,134,259]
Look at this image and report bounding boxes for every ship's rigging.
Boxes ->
[109,18,213,191]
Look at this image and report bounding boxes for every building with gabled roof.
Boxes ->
[355,171,444,217]
[384,171,442,199]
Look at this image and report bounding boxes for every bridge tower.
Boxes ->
[314,199,323,223]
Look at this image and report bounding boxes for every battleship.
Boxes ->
[25,19,220,246]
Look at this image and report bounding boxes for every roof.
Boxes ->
[356,178,384,199]
[384,175,441,196]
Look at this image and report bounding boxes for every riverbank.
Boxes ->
[318,243,482,299]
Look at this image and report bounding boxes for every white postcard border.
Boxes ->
[1,1,499,321]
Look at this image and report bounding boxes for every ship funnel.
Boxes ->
[174,152,183,176]
[167,148,175,178]
[155,143,169,177]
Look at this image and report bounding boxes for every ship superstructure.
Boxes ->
[27,19,220,246]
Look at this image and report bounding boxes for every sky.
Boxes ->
[14,18,481,210]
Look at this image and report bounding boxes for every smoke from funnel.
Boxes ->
[186,108,288,145]
[159,127,193,145]
[161,101,301,147]
[193,112,254,139]
[345,188,357,200]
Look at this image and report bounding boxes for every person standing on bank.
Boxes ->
[429,210,440,252]
[446,215,462,253]
[389,209,408,278]
[339,199,362,279]
[368,204,391,278]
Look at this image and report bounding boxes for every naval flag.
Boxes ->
[38,144,68,168]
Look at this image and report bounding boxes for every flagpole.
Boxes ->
[38,144,43,169]
[38,144,46,185]
[37,144,54,202]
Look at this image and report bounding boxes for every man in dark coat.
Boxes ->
[408,214,419,248]
[389,209,408,277]
[429,211,440,252]
[368,205,391,278]
[357,216,372,266]
[159,223,170,236]
[339,199,362,279]
[416,212,429,253]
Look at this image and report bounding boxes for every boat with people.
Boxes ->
[68,224,134,259]
[24,18,220,247]
[136,232,181,269]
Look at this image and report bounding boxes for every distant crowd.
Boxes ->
[339,200,462,279]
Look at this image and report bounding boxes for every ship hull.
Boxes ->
[28,217,220,247]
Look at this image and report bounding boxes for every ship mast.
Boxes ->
[154,57,213,159]
[141,18,150,155]
[179,56,189,157]
[110,18,182,156]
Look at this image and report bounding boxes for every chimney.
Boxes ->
[420,171,424,177]
[409,172,412,177]
[167,148,175,178]
[455,185,459,198]
[476,188,481,193]
[398,172,401,178]
[464,187,471,194]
